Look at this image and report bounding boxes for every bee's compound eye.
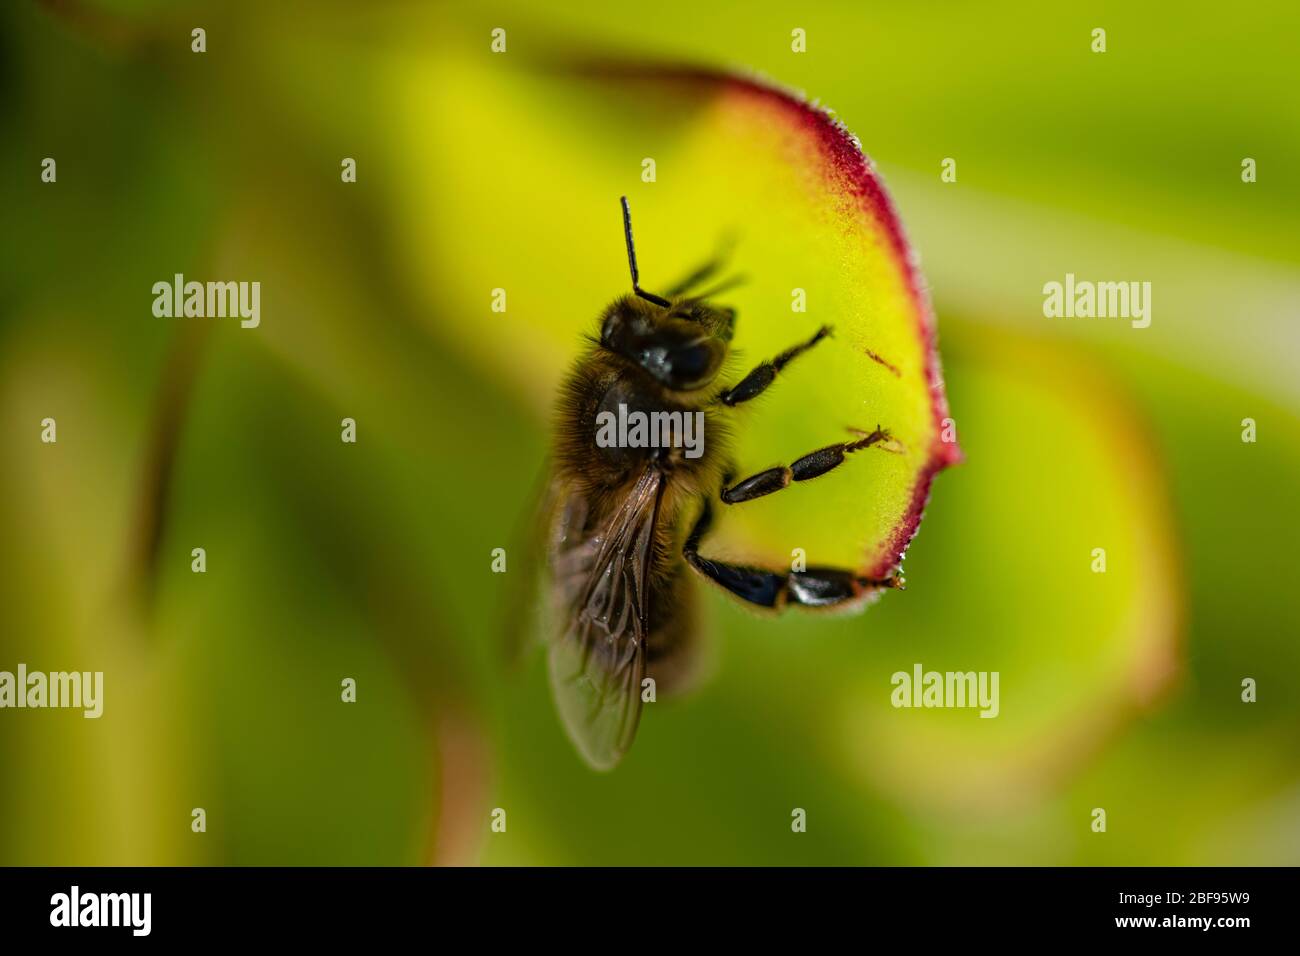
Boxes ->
[665,339,724,390]
[670,344,709,380]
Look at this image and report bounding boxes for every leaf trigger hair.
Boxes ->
[620,196,671,308]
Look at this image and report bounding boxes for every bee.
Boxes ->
[541,197,904,770]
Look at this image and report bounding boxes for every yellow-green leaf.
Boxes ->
[390,55,959,580]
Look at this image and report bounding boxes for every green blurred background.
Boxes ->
[1,0,1297,865]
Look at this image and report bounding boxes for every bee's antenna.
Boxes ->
[620,196,671,308]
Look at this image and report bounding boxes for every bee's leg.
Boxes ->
[720,426,897,505]
[666,257,726,297]
[718,325,832,406]
[665,231,740,297]
[683,499,902,609]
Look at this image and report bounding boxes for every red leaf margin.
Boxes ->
[722,74,963,579]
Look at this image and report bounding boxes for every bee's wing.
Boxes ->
[546,465,664,771]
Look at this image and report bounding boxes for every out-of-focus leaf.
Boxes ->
[835,329,1182,819]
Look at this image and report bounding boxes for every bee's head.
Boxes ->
[600,295,732,391]
[602,197,734,392]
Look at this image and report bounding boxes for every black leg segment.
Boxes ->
[683,499,903,610]
[719,325,832,406]
[721,426,895,505]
